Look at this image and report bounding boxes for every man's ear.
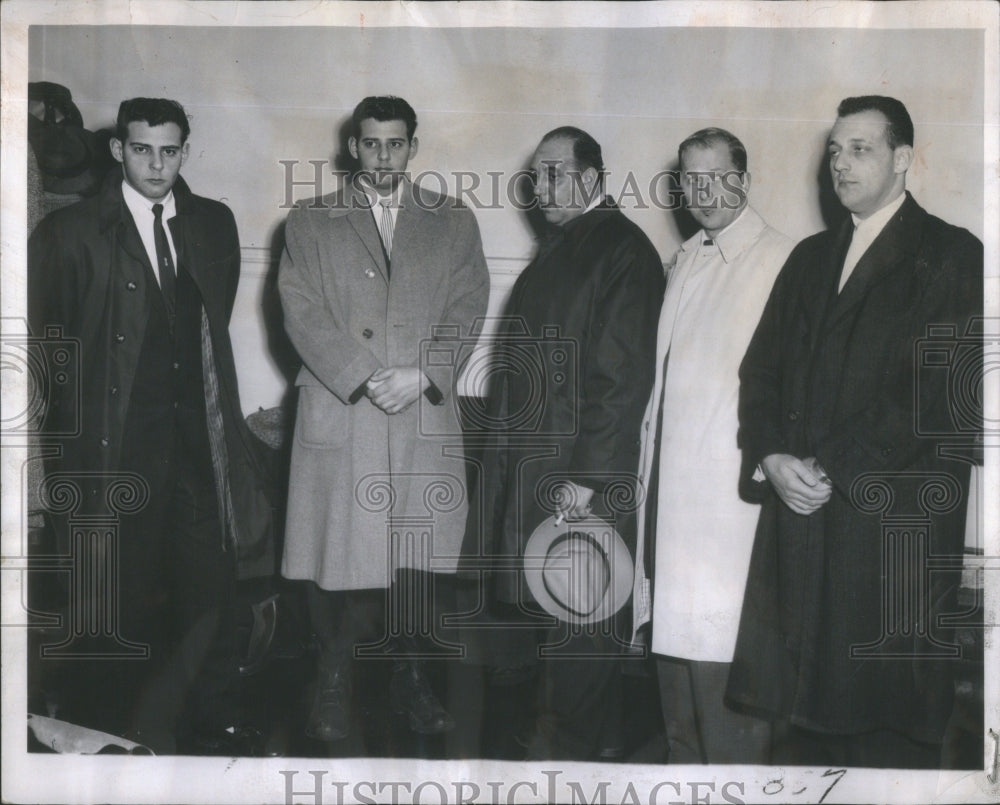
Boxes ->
[893,144,913,175]
[180,141,190,166]
[726,170,750,211]
[408,136,419,159]
[348,136,359,160]
[110,137,124,164]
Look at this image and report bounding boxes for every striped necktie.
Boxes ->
[376,197,393,259]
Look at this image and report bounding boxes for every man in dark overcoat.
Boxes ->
[461,127,665,760]
[727,96,983,768]
[29,98,274,754]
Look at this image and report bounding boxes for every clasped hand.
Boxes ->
[366,367,428,414]
[552,480,595,523]
[761,454,832,516]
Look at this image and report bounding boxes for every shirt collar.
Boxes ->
[121,179,176,217]
[582,191,605,215]
[359,177,406,209]
[682,206,765,264]
[850,191,906,236]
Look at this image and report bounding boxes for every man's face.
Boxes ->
[680,141,748,237]
[110,121,188,202]
[530,137,599,227]
[349,118,417,194]
[828,110,912,219]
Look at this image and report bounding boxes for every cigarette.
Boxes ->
[554,513,564,526]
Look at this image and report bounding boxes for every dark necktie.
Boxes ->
[152,203,176,318]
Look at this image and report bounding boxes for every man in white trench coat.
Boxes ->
[632,128,793,763]
[279,96,490,741]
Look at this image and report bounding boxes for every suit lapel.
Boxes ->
[825,195,920,331]
[389,183,438,287]
[343,186,389,283]
[390,188,419,281]
[805,219,852,348]
[166,215,190,276]
[117,204,155,276]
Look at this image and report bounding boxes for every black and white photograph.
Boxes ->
[1,2,997,803]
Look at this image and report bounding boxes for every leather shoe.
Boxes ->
[306,665,350,741]
[390,663,455,735]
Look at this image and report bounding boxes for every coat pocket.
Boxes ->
[295,385,349,448]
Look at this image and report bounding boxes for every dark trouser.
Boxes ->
[306,569,457,668]
[657,657,770,764]
[526,621,624,761]
[307,585,384,668]
[107,446,238,746]
[770,721,942,769]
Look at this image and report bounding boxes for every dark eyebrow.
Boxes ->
[129,141,180,149]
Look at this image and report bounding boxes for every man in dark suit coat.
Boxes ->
[29,98,274,755]
[727,96,982,768]
[461,127,665,760]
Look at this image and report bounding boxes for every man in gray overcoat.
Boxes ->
[278,96,490,741]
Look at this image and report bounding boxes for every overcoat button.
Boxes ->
[363,328,374,339]
[788,410,799,421]
[173,362,180,370]
[126,281,137,291]
[881,447,893,456]
[100,437,109,447]
[365,268,376,278]
[114,332,125,343]
[110,386,119,396]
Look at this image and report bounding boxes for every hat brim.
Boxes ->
[523,515,633,625]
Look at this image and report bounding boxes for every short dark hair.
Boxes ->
[836,95,914,148]
[678,127,748,175]
[351,96,417,141]
[116,98,190,143]
[540,126,605,176]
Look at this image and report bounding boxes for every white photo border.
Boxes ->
[1,2,997,804]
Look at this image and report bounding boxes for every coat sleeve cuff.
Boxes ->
[330,353,382,404]
[421,364,453,404]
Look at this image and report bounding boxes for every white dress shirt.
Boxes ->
[362,183,402,252]
[121,180,178,287]
[839,191,906,291]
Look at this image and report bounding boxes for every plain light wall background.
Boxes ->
[29,24,985,413]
